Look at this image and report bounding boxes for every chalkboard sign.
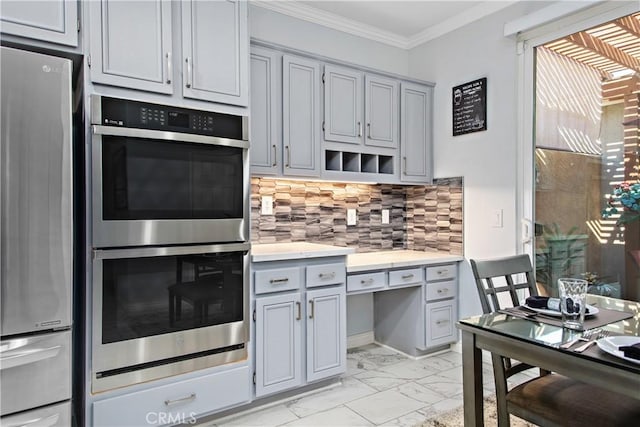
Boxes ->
[452,78,487,136]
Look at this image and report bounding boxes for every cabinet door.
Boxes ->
[182,0,248,106]
[400,82,433,183]
[88,0,172,94]
[365,75,398,149]
[255,293,303,397]
[283,55,321,177]
[0,0,78,47]
[250,47,280,175]
[424,300,457,348]
[324,65,363,144]
[306,287,346,382]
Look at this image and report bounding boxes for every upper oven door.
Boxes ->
[91,125,249,247]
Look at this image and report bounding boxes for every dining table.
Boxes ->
[457,294,640,427]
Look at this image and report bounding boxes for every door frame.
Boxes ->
[515,1,640,260]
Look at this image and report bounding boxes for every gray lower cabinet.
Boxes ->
[250,46,280,175]
[306,287,347,382]
[88,0,173,94]
[255,292,303,397]
[400,82,433,183]
[423,265,457,348]
[254,260,346,398]
[0,0,78,47]
[181,0,248,106]
[282,54,321,176]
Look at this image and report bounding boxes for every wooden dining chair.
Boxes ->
[470,255,640,427]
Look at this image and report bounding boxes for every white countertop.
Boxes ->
[347,250,463,272]
[252,242,355,262]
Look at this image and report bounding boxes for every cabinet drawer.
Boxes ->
[1,330,71,416]
[426,264,456,282]
[425,280,456,301]
[347,272,386,293]
[255,267,302,294]
[388,267,423,287]
[307,263,346,288]
[93,365,251,426]
[1,401,70,427]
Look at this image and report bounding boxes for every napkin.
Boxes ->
[525,296,560,311]
[525,296,590,314]
[619,343,640,360]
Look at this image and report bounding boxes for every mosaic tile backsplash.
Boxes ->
[250,177,463,255]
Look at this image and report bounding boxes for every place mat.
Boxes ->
[505,306,633,330]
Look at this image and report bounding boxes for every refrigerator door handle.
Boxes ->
[2,413,60,427]
[0,345,62,370]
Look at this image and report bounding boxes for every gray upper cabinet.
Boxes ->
[88,0,173,94]
[181,0,248,106]
[283,55,321,177]
[250,47,280,175]
[0,0,78,47]
[400,82,433,183]
[323,65,363,145]
[365,75,398,149]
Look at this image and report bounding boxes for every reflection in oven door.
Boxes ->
[92,243,249,393]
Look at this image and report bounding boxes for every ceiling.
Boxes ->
[253,2,639,79]
[252,0,518,49]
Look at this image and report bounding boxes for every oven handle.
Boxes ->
[92,125,249,150]
[93,242,251,260]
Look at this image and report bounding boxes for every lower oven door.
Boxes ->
[91,243,249,392]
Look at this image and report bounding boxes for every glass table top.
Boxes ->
[459,295,640,354]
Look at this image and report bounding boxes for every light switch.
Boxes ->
[261,196,273,215]
[347,209,357,226]
[491,209,503,228]
[382,209,390,224]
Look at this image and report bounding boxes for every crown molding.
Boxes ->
[252,1,518,51]
[252,0,412,49]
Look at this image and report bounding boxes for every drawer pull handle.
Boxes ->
[361,278,374,285]
[319,272,336,280]
[165,393,196,406]
[296,301,301,320]
[401,274,414,280]
[437,289,449,294]
[437,270,446,275]
[270,278,289,284]
[436,320,450,325]
[309,300,315,319]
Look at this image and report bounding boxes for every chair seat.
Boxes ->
[507,374,640,427]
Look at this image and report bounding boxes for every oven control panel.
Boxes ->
[96,96,245,140]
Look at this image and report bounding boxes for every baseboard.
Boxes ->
[347,331,375,349]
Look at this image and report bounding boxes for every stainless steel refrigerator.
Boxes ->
[1,47,73,426]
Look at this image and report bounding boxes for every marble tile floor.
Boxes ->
[206,344,538,427]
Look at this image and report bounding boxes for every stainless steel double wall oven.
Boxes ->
[90,96,250,392]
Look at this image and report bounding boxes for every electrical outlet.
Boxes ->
[382,209,390,224]
[347,209,357,226]
[261,196,273,215]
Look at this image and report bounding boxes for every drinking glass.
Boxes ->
[557,278,588,330]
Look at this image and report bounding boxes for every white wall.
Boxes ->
[249,4,410,75]
[408,2,550,318]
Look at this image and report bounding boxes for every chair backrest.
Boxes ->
[470,254,538,314]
